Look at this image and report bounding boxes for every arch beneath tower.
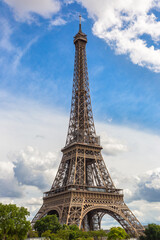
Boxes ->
[41,207,61,220]
[47,209,59,218]
[80,206,138,237]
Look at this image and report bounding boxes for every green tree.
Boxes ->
[41,228,78,240]
[139,224,160,240]
[0,203,31,240]
[57,228,77,240]
[34,214,62,236]
[86,230,107,240]
[69,225,80,232]
[41,230,55,239]
[27,229,38,238]
[107,227,129,240]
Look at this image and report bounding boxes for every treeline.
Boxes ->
[33,214,129,240]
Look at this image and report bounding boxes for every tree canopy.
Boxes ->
[41,227,106,240]
[0,203,31,240]
[34,214,107,240]
[139,224,160,240]
[34,214,62,236]
[107,227,129,240]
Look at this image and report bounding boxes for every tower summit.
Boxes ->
[32,19,144,238]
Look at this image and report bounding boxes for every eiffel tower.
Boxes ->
[32,16,144,238]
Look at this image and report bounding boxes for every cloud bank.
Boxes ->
[77,0,160,72]
[13,146,58,190]
[50,17,67,26]
[3,0,61,21]
[134,168,160,202]
[100,132,128,156]
[0,18,14,52]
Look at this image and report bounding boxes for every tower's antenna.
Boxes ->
[79,14,82,32]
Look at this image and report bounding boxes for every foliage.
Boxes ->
[27,229,38,238]
[41,230,55,239]
[35,217,107,240]
[0,203,31,240]
[55,227,80,240]
[90,229,107,238]
[34,214,62,236]
[107,227,129,240]
[139,224,160,240]
[41,228,93,240]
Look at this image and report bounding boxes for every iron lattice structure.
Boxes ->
[32,18,144,238]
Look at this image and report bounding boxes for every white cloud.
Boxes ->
[97,123,160,180]
[132,168,160,202]
[107,166,160,203]
[0,92,67,203]
[100,132,127,155]
[0,178,23,198]
[4,0,61,21]
[0,17,40,74]
[0,18,14,52]
[12,146,58,189]
[145,168,160,190]
[13,37,38,70]
[26,197,43,206]
[63,0,75,5]
[50,17,67,26]
[128,200,160,224]
[77,0,160,72]
[101,214,120,230]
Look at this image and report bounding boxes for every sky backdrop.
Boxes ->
[0,0,160,229]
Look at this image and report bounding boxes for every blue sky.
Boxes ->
[0,0,160,228]
[1,0,160,132]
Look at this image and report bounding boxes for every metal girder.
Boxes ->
[51,144,116,190]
